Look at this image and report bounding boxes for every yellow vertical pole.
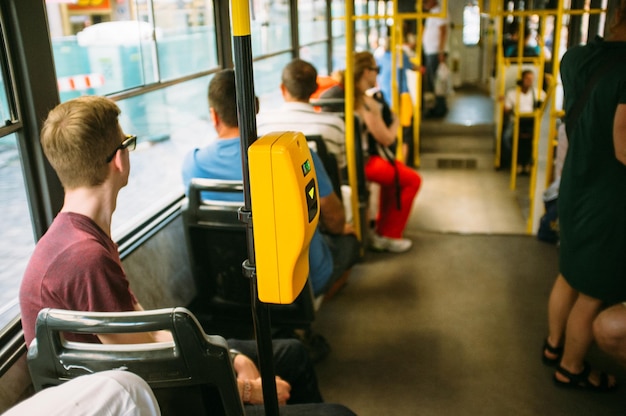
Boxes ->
[413,1,425,168]
[493,4,503,169]
[390,2,403,161]
[344,0,362,245]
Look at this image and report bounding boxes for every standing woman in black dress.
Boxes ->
[543,1,626,391]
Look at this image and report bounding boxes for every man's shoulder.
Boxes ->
[37,218,112,263]
[258,102,313,117]
[258,104,344,127]
[193,137,240,158]
[23,222,111,296]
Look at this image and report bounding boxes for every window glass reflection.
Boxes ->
[0,134,35,327]
[0,66,11,125]
[300,44,329,76]
[255,53,293,109]
[49,11,158,99]
[251,0,292,57]
[113,75,213,238]
[153,0,219,80]
[354,0,370,51]
[46,0,218,100]
[463,5,481,46]
[298,0,327,45]
[332,36,347,71]
[330,0,345,38]
[331,0,345,37]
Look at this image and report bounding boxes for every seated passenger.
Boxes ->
[503,24,540,58]
[256,59,360,283]
[182,69,356,298]
[18,95,355,416]
[3,370,161,416]
[503,69,546,175]
[257,58,348,171]
[321,52,422,253]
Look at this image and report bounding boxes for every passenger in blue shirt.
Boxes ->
[182,69,350,297]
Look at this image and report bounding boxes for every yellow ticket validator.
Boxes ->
[248,131,320,304]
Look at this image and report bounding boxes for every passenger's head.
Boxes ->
[423,0,438,11]
[506,21,520,38]
[281,59,318,101]
[354,51,378,91]
[520,70,535,90]
[40,96,125,189]
[208,69,238,127]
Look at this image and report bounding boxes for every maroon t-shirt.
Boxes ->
[19,212,137,347]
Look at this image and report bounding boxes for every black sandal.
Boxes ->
[554,362,617,392]
[542,338,563,366]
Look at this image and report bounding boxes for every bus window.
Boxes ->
[251,0,292,57]
[0,134,35,328]
[299,0,329,75]
[299,0,327,45]
[152,0,219,81]
[255,53,293,108]
[330,0,346,71]
[463,4,480,46]
[46,0,219,101]
[0,11,32,329]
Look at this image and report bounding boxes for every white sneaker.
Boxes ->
[369,233,388,251]
[370,233,412,253]
[385,237,412,253]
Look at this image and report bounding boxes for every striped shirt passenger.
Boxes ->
[257,101,346,169]
[256,58,347,170]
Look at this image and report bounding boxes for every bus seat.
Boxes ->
[305,96,368,251]
[26,307,245,416]
[305,134,342,198]
[181,179,316,338]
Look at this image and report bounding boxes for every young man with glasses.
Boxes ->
[20,96,355,415]
[20,96,142,347]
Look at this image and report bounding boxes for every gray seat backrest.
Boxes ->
[182,179,316,338]
[26,307,245,416]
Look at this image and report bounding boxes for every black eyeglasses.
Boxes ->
[105,134,137,163]
[368,66,380,74]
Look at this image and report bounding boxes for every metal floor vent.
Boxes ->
[437,158,478,169]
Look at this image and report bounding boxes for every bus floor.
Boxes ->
[312,88,626,415]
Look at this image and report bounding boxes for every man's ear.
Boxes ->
[110,148,126,174]
[209,107,219,126]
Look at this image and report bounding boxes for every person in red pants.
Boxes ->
[322,51,421,253]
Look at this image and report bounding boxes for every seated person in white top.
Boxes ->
[255,61,360,288]
[503,69,546,174]
[256,58,347,171]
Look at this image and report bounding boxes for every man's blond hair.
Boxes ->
[40,96,121,189]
